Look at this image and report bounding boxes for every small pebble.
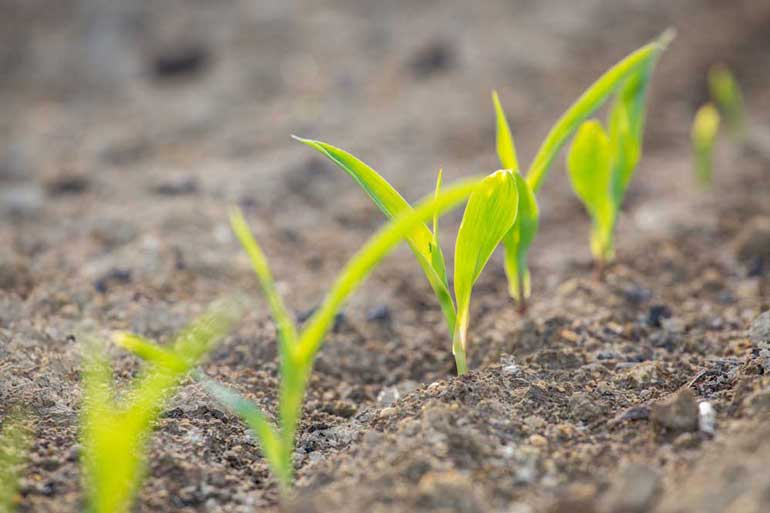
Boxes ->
[697,401,716,436]
[650,389,699,433]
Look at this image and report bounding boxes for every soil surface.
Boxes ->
[3,1,770,512]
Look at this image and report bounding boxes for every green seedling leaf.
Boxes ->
[230,208,299,352]
[114,332,186,372]
[0,412,31,513]
[692,103,721,187]
[82,302,240,513]
[453,170,519,374]
[526,30,672,193]
[201,178,479,491]
[709,64,745,141]
[502,174,538,308]
[492,90,519,171]
[567,120,616,262]
[294,137,455,333]
[496,31,670,300]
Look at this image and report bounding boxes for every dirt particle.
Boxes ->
[651,389,699,434]
[416,470,480,512]
[733,217,770,267]
[749,311,770,351]
[408,40,455,78]
[600,463,661,513]
[529,434,548,447]
[647,304,672,327]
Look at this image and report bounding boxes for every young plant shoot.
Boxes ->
[195,179,479,492]
[294,137,518,374]
[81,303,240,513]
[564,58,658,267]
[492,31,671,301]
[0,412,30,513]
[691,103,721,187]
[708,64,745,141]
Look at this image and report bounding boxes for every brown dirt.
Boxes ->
[2,1,770,512]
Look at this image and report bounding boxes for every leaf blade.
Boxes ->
[492,91,519,171]
[453,170,519,372]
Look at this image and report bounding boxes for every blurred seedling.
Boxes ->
[709,64,745,141]
[692,104,721,187]
[692,65,745,187]
[295,137,520,375]
[82,303,240,513]
[132,180,479,492]
[493,30,670,292]
[0,411,31,513]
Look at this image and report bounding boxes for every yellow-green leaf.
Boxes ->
[503,174,538,304]
[492,91,519,171]
[453,170,519,373]
[295,136,456,333]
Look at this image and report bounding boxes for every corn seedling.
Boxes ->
[691,103,721,187]
[193,178,480,494]
[81,302,240,513]
[493,30,671,296]
[564,55,659,266]
[709,64,745,141]
[295,137,519,374]
[692,65,744,187]
[0,412,30,513]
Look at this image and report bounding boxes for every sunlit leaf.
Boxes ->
[83,302,240,513]
[492,91,519,171]
[526,30,673,193]
[295,136,456,333]
[567,120,615,261]
[453,170,519,373]
[503,174,538,305]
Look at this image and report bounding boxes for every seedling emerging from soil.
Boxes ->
[709,64,745,141]
[692,65,744,187]
[295,138,518,374]
[692,103,721,187]
[0,412,30,513]
[201,179,479,491]
[565,61,657,266]
[81,303,239,513]
[493,31,670,295]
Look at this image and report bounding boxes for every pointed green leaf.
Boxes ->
[526,30,672,193]
[230,208,298,352]
[492,91,519,171]
[113,332,186,372]
[453,170,519,373]
[295,136,456,332]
